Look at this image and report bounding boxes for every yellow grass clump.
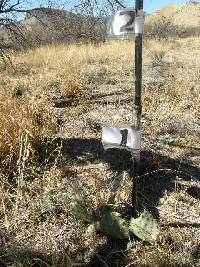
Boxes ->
[0,90,55,169]
[22,42,134,69]
[9,41,134,99]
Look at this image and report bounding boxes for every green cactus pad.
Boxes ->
[71,200,95,223]
[129,210,160,242]
[99,211,130,239]
[108,172,126,205]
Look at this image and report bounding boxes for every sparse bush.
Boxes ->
[60,70,86,99]
[182,25,200,37]
[149,43,170,78]
[145,16,186,39]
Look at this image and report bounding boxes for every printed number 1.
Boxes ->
[119,11,135,33]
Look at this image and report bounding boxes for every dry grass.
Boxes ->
[0,37,199,266]
[143,38,200,146]
[0,89,55,170]
[22,42,134,67]
[5,42,133,100]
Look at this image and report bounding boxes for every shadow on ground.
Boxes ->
[0,244,71,267]
[60,138,199,266]
[2,137,199,266]
[59,138,199,202]
[87,239,128,267]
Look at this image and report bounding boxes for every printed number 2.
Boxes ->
[119,11,135,33]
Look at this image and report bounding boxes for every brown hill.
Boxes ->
[146,2,200,28]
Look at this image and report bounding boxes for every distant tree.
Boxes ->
[187,0,198,4]
[70,0,127,42]
[0,1,43,51]
[0,1,26,62]
[0,0,128,53]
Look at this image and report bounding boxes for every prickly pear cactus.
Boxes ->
[72,201,129,239]
[85,223,99,237]
[99,211,130,239]
[71,201,160,242]
[108,172,125,205]
[71,200,95,224]
[129,210,160,242]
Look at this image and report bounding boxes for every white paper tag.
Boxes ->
[135,10,145,34]
[107,9,135,37]
[102,126,141,151]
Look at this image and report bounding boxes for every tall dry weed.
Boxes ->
[0,90,55,170]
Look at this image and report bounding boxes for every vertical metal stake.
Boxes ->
[131,152,140,217]
[132,0,143,217]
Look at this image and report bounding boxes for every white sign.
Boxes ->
[102,126,141,151]
[135,10,145,34]
[107,9,144,39]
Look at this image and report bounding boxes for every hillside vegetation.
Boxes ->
[1,2,200,49]
[146,2,200,37]
[0,36,199,266]
[146,2,200,27]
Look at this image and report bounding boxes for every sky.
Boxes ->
[35,1,197,13]
[10,0,196,11]
[7,0,199,18]
[139,0,195,13]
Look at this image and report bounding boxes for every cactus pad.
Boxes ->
[129,210,160,242]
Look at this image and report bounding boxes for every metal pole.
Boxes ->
[132,0,143,217]
[135,0,143,129]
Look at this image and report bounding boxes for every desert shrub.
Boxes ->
[149,44,170,78]
[145,16,186,39]
[183,25,200,37]
[3,8,106,50]
[59,70,86,99]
